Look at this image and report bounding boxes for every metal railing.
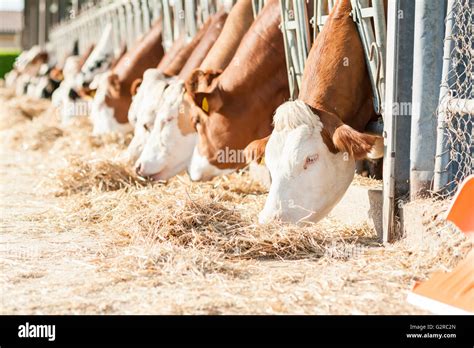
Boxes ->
[48,0,227,59]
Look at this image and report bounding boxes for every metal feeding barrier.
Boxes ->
[279,0,386,116]
[279,0,312,100]
[49,0,163,59]
[48,0,228,60]
[350,0,386,116]
[252,0,267,18]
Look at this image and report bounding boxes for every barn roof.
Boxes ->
[0,11,23,33]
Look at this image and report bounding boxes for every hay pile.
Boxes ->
[2,88,469,314]
[54,157,146,195]
[0,94,51,130]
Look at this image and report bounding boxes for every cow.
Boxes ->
[125,17,215,162]
[31,43,95,100]
[12,46,50,96]
[134,3,253,180]
[246,0,383,224]
[185,0,289,181]
[90,21,165,135]
[74,23,115,90]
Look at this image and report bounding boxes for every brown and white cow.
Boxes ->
[133,8,236,180]
[185,0,289,181]
[125,12,223,162]
[248,0,383,224]
[90,21,165,135]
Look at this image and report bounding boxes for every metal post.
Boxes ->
[184,0,197,40]
[433,0,456,193]
[382,0,415,242]
[38,0,47,47]
[410,0,447,199]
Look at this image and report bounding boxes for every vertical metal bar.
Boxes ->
[185,0,197,40]
[382,0,415,243]
[434,0,456,193]
[162,0,174,50]
[38,0,47,47]
[142,0,151,32]
[410,0,447,199]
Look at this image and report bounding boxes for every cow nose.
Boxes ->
[258,207,283,224]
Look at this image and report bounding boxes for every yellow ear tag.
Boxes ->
[202,97,209,113]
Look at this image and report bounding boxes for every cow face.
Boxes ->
[256,100,379,224]
[185,69,243,181]
[126,69,170,162]
[90,72,132,135]
[135,80,197,180]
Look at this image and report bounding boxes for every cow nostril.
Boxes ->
[135,163,143,176]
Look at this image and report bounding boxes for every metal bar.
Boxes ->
[185,0,198,40]
[410,0,447,199]
[162,0,174,50]
[382,0,415,243]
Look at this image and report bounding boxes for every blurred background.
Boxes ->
[0,1,101,78]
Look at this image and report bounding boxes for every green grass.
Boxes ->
[0,50,20,79]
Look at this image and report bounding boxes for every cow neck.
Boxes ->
[179,11,228,80]
[298,0,375,133]
[199,0,254,71]
[163,18,212,77]
[219,0,285,96]
[114,22,164,98]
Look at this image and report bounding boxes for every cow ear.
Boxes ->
[185,69,222,99]
[332,124,382,161]
[186,69,222,115]
[193,90,223,115]
[108,73,120,98]
[130,78,142,96]
[244,136,270,164]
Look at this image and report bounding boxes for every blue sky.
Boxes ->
[0,0,24,11]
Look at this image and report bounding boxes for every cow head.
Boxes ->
[90,72,132,135]
[135,79,197,180]
[185,69,247,181]
[126,69,170,162]
[253,100,381,224]
[75,23,116,89]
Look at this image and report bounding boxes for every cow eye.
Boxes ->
[304,154,319,169]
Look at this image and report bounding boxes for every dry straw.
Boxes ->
[1,87,470,314]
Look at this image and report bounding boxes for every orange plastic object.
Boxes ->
[446,174,474,234]
[409,252,474,314]
[408,175,474,314]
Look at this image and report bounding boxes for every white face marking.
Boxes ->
[258,102,356,224]
[126,69,172,162]
[135,80,198,180]
[90,73,131,135]
[188,146,234,182]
